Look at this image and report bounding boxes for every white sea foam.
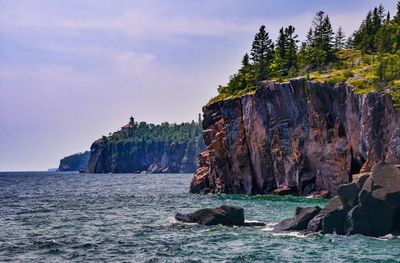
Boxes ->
[376,234,399,240]
[262,222,277,231]
[271,231,307,238]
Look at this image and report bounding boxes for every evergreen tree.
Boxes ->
[311,11,325,46]
[345,36,354,49]
[395,2,400,24]
[276,27,287,59]
[238,53,256,89]
[353,5,386,54]
[334,26,346,50]
[306,27,313,45]
[353,10,374,53]
[219,53,256,93]
[271,25,298,76]
[284,25,299,70]
[300,11,334,68]
[321,15,334,59]
[251,25,274,81]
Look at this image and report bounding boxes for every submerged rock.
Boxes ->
[278,162,400,237]
[175,205,245,226]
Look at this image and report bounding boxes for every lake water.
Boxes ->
[0,172,399,262]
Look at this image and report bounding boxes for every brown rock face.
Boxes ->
[190,79,400,196]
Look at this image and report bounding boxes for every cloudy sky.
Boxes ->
[0,0,397,171]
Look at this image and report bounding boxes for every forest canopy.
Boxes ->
[100,116,203,146]
[214,2,400,108]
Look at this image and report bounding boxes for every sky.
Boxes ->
[0,0,397,171]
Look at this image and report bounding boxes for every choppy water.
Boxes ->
[0,172,399,262]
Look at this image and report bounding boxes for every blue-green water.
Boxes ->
[0,172,399,262]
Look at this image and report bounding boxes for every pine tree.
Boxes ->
[307,11,335,62]
[238,53,255,89]
[376,23,392,53]
[250,25,274,81]
[377,4,386,20]
[271,25,299,77]
[345,36,354,49]
[394,1,400,24]
[250,25,274,63]
[311,11,325,48]
[220,53,256,93]
[353,4,387,53]
[321,15,334,59]
[285,25,299,70]
[306,28,313,45]
[353,10,375,53]
[334,26,346,50]
[276,27,287,59]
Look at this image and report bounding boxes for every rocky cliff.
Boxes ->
[88,121,205,173]
[58,151,90,172]
[89,140,204,173]
[190,79,400,196]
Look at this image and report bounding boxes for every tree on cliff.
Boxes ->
[215,1,400,107]
[394,2,400,24]
[251,25,274,81]
[353,5,386,54]
[311,11,334,60]
[271,25,299,77]
[218,53,256,93]
[297,11,334,71]
[334,26,346,50]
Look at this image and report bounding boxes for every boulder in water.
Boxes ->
[275,206,321,231]
[175,205,244,226]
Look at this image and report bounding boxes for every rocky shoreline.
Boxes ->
[275,162,400,237]
[179,162,400,238]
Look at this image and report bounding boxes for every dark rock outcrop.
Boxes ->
[58,151,90,172]
[191,79,400,196]
[88,139,204,173]
[175,205,245,226]
[278,162,400,237]
[274,206,321,231]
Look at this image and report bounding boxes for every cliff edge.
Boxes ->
[190,79,400,196]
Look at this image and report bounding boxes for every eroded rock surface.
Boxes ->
[191,79,400,196]
[89,139,204,174]
[277,162,400,237]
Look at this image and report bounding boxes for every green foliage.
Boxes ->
[101,118,204,147]
[272,25,299,77]
[212,2,400,109]
[375,51,400,85]
[298,45,327,71]
[334,26,346,50]
[353,4,387,54]
[218,53,256,94]
[310,11,335,60]
[251,25,274,81]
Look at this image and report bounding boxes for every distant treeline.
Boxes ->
[100,116,203,145]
